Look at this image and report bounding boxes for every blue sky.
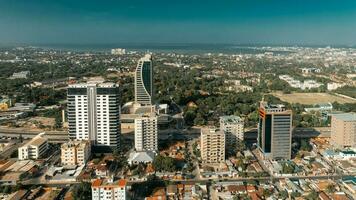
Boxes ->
[0,0,356,45]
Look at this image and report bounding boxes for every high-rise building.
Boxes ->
[220,115,244,150]
[331,113,356,148]
[201,127,225,164]
[92,179,127,200]
[67,82,120,148]
[18,133,48,160]
[61,140,91,166]
[134,113,158,152]
[257,101,292,160]
[135,54,153,105]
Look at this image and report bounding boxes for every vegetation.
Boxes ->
[305,190,319,200]
[278,190,289,199]
[72,182,92,200]
[299,139,313,152]
[326,183,336,194]
[131,175,166,199]
[332,102,356,112]
[334,86,356,98]
[281,162,296,174]
[153,155,176,172]
[192,142,201,158]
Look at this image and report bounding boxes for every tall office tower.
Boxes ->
[220,116,244,150]
[201,127,225,164]
[135,54,153,105]
[134,113,158,152]
[331,113,356,148]
[257,101,292,160]
[67,83,121,148]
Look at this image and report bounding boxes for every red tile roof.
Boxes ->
[92,179,103,187]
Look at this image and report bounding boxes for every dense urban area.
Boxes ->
[0,46,355,200]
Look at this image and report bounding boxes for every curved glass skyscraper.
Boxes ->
[135,54,153,105]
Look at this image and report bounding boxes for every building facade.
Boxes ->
[92,179,127,200]
[257,101,292,160]
[61,140,91,166]
[67,83,121,148]
[135,54,153,105]
[219,115,244,150]
[134,113,158,152]
[18,133,48,160]
[331,113,356,148]
[201,127,225,164]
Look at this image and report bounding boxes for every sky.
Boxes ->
[0,0,356,45]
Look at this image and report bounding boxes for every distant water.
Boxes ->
[31,43,295,54]
[2,43,355,54]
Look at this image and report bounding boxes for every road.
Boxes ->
[0,140,24,159]
[21,173,355,187]
[0,127,68,143]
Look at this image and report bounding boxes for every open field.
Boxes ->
[271,92,356,105]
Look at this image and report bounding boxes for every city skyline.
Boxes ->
[1,0,356,45]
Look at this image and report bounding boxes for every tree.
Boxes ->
[305,190,318,200]
[278,190,288,199]
[281,163,295,174]
[184,110,196,126]
[153,155,176,172]
[19,172,29,181]
[192,142,201,158]
[326,184,336,194]
[291,191,301,198]
[300,139,312,152]
[131,175,166,199]
[72,182,92,200]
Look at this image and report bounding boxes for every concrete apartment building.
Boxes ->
[67,82,121,148]
[134,113,158,152]
[220,115,244,150]
[61,140,91,166]
[331,113,356,148]
[257,101,292,160]
[18,133,48,160]
[92,179,127,200]
[135,54,153,106]
[201,127,225,164]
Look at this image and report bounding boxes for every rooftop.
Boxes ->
[140,54,152,62]
[22,133,47,147]
[91,179,127,188]
[333,113,356,121]
[61,140,90,149]
[220,115,243,123]
[68,82,118,88]
[201,127,224,135]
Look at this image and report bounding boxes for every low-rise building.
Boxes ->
[279,75,323,90]
[10,71,30,79]
[128,150,155,165]
[327,82,346,91]
[61,140,91,166]
[18,133,48,160]
[92,179,127,200]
